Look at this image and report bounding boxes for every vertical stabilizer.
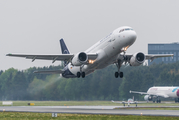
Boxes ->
[59,38,70,66]
[60,38,70,54]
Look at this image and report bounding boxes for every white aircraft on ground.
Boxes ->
[130,86,179,103]
[111,98,145,107]
[6,26,173,78]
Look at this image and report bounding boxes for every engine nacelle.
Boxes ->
[130,52,145,66]
[72,52,88,66]
[144,95,152,101]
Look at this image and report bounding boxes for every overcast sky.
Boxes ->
[1,0,179,70]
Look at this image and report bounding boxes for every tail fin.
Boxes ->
[60,38,70,54]
[59,38,70,66]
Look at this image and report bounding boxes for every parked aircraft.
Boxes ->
[6,26,173,78]
[111,97,145,107]
[130,86,179,103]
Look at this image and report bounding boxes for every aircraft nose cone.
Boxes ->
[176,89,179,97]
[127,31,137,45]
[130,31,137,41]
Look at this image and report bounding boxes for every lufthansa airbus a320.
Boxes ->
[7,26,173,78]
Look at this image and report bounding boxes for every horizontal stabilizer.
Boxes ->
[34,70,64,74]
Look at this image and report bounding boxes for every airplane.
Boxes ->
[111,97,145,107]
[6,26,173,78]
[130,86,179,103]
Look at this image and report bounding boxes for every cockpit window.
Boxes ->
[119,28,133,33]
[125,28,130,30]
[119,29,124,33]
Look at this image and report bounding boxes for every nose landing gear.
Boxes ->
[115,59,123,78]
[115,72,123,78]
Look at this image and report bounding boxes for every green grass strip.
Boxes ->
[0,112,179,120]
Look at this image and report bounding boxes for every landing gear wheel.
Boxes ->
[81,72,85,78]
[119,72,123,78]
[156,97,161,103]
[115,72,119,78]
[77,72,81,78]
[115,59,123,78]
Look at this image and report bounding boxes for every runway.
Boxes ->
[0,106,179,116]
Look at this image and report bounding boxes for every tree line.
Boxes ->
[0,61,179,101]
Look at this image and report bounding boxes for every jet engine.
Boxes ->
[130,52,145,66]
[144,95,152,101]
[72,52,88,66]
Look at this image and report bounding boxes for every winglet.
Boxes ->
[6,53,11,56]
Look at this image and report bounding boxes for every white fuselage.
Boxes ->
[147,87,179,98]
[66,26,137,77]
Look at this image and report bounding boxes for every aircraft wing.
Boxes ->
[111,100,124,104]
[6,53,98,63]
[130,90,169,98]
[155,93,169,98]
[34,70,64,74]
[130,90,148,95]
[112,100,146,104]
[145,54,173,61]
[132,101,147,104]
[125,53,173,61]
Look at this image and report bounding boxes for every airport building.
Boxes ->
[148,43,179,65]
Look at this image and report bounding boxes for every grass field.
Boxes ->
[0,101,179,106]
[0,112,179,120]
[0,101,116,106]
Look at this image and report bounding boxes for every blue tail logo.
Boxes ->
[59,39,70,66]
[60,38,70,54]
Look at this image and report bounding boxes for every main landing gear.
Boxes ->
[115,60,123,78]
[175,98,179,103]
[77,72,85,78]
[153,97,161,103]
[153,100,161,103]
[77,65,85,78]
